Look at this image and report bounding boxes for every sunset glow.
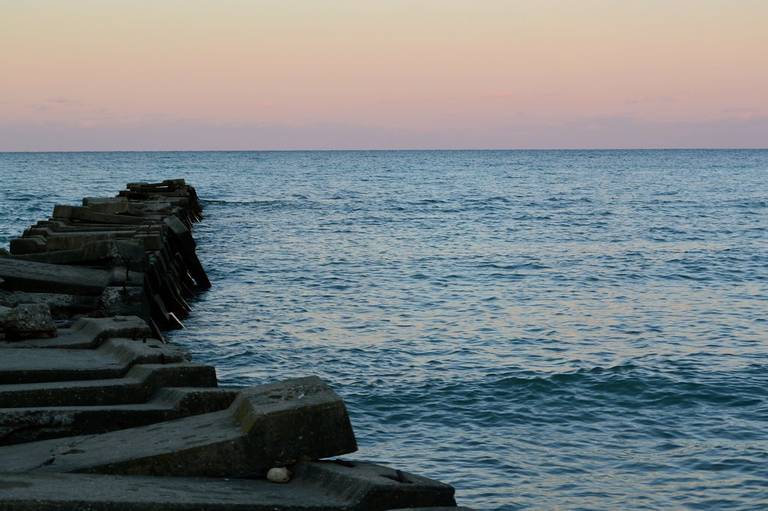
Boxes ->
[2,0,767,150]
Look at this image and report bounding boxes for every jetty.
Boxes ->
[0,180,469,510]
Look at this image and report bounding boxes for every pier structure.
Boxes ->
[0,180,466,510]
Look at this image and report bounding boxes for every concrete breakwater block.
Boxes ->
[2,316,152,349]
[0,461,455,510]
[52,205,156,226]
[0,258,142,296]
[0,386,236,445]
[11,229,161,255]
[0,376,357,477]
[82,200,187,222]
[0,180,464,507]
[12,240,146,271]
[4,180,210,331]
[0,363,217,408]
[295,461,457,509]
[0,338,188,384]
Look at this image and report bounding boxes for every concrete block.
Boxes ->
[0,363,217,408]
[294,460,457,510]
[53,205,152,225]
[9,236,46,255]
[231,376,357,467]
[0,258,143,296]
[12,240,146,271]
[81,197,131,214]
[3,316,152,349]
[0,387,236,445]
[33,221,162,233]
[14,228,159,254]
[0,377,356,477]
[0,338,188,384]
[0,460,454,510]
[84,198,179,218]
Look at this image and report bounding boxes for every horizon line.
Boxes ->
[2,147,767,154]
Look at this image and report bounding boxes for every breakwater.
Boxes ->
[0,180,467,510]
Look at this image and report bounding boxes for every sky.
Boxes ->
[1,0,767,150]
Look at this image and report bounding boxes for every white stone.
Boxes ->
[266,467,291,483]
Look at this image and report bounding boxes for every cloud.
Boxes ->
[47,97,82,106]
[624,96,676,106]
[720,107,763,119]
[26,97,83,111]
[0,115,766,151]
[0,120,426,151]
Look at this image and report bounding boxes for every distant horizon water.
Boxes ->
[2,147,768,154]
[1,149,766,510]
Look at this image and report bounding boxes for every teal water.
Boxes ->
[1,150,767,510]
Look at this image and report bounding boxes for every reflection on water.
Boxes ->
[1,150,767,510]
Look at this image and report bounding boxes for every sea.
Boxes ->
[0,150,766,510]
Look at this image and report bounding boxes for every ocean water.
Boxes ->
[0,150,766,510]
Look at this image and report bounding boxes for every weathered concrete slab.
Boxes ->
[30,220,162,233]
[82,197,181,217]
[296,461,457,509]
[0,338,188,384]
[0,387,236,445]
[0,290,100,319]
[53,205,156,225]
[2,316,152,349]
[0,377,356,477]
[0,258,142,295]
[0,461,455,510]
[11,229,161,254]
[12,240,146,271]
[0,363,216,408]
[82,196,130,207]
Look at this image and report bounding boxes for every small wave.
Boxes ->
[477,262,549,271]
[202,198,317,210]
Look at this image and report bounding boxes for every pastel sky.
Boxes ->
[2,0,767,150]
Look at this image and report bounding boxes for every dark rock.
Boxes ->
[0,290,99,319]
[0,304,57,340]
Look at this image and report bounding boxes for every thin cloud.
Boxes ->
[624,96,676,106]
[47,97,82,106]
[0,115,766,151]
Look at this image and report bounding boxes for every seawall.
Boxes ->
[0,179,469,510]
